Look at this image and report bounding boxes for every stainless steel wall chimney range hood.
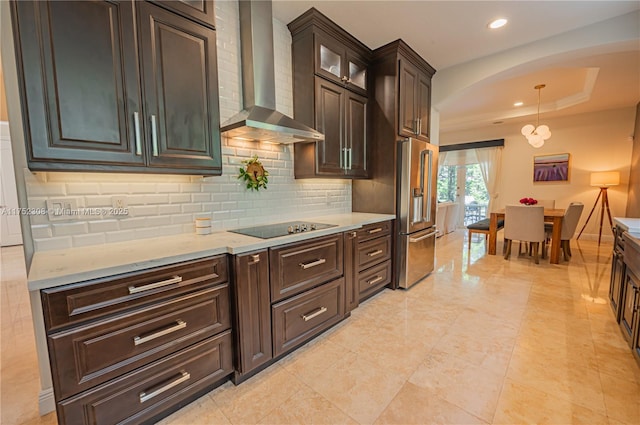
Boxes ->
[220,0,324,144]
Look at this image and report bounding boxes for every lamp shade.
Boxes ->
[590,171,620,187]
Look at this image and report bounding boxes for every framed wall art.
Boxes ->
[533,153,570,183]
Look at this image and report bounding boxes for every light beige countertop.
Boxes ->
[613,217,640,233]
[28,212,395,291]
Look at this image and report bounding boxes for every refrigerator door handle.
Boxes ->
[409,230,437,243]
[421,149,433,224]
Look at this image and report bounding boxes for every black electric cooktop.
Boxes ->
[229,221,337,239]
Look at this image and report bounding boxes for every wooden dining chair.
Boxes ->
[504,205,546,264]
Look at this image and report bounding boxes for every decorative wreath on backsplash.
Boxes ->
[237,155,269,191]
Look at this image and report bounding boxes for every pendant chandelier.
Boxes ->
[521,84,551,148]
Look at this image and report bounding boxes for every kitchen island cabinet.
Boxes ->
[611,219,640,366]
[289,8,371,179]
[11,0,222,175]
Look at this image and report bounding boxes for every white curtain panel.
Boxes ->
[475,147,503,213]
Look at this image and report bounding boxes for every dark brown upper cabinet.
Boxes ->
[309,77,368,177]
[289,8,371,179]
[149,0,216,28]
[11,0,222,175]
[314,33,368,96]
[399,58,432,141]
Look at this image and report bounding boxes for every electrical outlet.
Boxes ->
[111,196,128,209]
[46,198,78,221]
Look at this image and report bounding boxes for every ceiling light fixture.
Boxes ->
[521,84,551,148]
[513,101,523,107]
[488,18,507,29]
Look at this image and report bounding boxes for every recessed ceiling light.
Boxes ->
[488,18,508,29]
[514,101,523,107]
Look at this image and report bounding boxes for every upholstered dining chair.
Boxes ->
[557,202,584,261]
[504,205,546,264]
[537,199,556,209]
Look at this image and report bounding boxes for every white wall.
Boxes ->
[20,1,352,252]
[440,106,635,241]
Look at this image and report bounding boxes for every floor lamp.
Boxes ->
[577,171,620,245]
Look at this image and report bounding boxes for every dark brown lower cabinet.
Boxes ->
[272,278,345,357]
[48,286,230,400]
[357,221,394,301]
[610,248,625,321]
[57,331,232,425]
[42,256,233,425]
[344,230,359,312]
[620,269,639,344]
[232,250,272,379]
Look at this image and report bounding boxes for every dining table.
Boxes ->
[488,208,566,264]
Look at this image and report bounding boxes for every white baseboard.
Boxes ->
[39,387,55,415]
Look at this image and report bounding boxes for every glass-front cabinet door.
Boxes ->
[347,53,367,94]
[315,35,367,95]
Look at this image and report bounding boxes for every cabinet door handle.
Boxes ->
[128,275,183,294]
[341,76,348,82]
[368,228,383,234]
[302,306,327,321]
[367,275,383,285]
[418,118,422,135]
[410,231,437,243]
[347,147,352,170]
[133,319,187,346]
[299,258,326,269]
[250,254,260,264]
[367,249,383,257]
[349,231,357,239]
[342,147,348,170]
[414,118,419,135]
[133,112,142,156]
[139,371,190,403]
[151,114,159,156]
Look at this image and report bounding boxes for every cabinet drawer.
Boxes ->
[270,234,344,302]
[43,256,228,331]
[58,330,233,425]
[357,221,392,243]
[272,278,345,357]
[625,235,640,278]
[357,236,391,271]
[49,285,230,400]
[359,260,391,300]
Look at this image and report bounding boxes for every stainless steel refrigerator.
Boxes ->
[396,138,438,288]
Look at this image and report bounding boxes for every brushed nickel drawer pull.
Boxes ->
[134,319,187,346]
[368,228,383,234]
[250,254,260,264]
[367,276,383,285]
[299,258,326,269]
[128,275,182,294]
[367,249,383,257]
[139,371,190,403]
[302,306,327,321]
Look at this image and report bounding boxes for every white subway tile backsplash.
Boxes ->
[169,193,191,203]
[88,220,120,233]
[52,222,89,237]
[31,225,52,239]
[34,236,72,251]
[66,183,101,195]
[25,0,352,251]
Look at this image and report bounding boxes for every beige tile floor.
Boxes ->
[2,231,639,425]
